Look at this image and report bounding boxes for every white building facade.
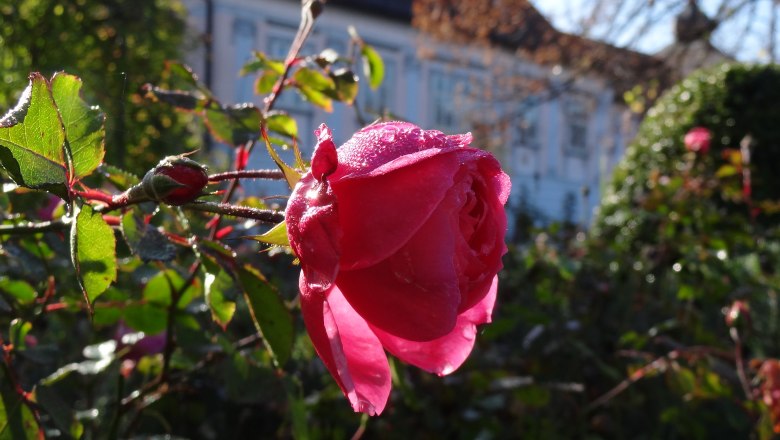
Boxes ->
[183,0,642,227]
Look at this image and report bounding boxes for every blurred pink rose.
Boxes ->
[684,126,712,153]
[115,322,166,362]
[286,122,510,415]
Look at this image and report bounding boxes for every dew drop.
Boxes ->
[439,364,455,376]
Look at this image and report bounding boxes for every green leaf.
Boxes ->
[9,319,31,351]
[331,69,359,104]
[141,85,206,112]
[121,212,176,263]
[204,103,263,146]
[124,303,167,335]
[0,365,41,439]
[161,61,204,92]
[255,70,279,95]
[248,221,289,247]
[238,265,293,366]
[201,255,236,329]
[297,86,333,112]
[715,164,739,178]
[0,73,67,194]
[294,68,335,92]
[70,203,117,307]
[361,44,385,90]
[142,269,201,309]
[99,164,140,191]
[50,73,105,179]
[92,287,126,327]
[677,284,696,300]
[265,111,298,139]
[241,52,284,76]
[0,279,36,305]
[262,130,301,189]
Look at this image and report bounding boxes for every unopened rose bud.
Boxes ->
[684,127,712,154]
[141,156,208,205]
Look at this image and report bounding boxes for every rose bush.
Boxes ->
[286,122,510,415]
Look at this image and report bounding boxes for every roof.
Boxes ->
[411,0,672,96]
[329,0,413,22]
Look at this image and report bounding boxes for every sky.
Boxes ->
[532,0,777,62]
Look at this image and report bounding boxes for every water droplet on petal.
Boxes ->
[439,363,455,376]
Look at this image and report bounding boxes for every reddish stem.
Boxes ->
[208,169,285,182]
[102,215,121,226]
[75,189,115,205]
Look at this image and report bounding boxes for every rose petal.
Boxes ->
[286,176,342,292]
[312,124,339,181]
[332,152,461,270]
[336,186,464,341]
[331,122,471,180]
[370,276,498,376]
[299,275,391,415]
[457,169,509,311]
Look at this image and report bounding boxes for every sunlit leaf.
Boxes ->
[141,85,206,112]
[9,319,31,351]
[265,111,298,139]
[361,44,385,90]
[50,73,105,179]
[294,68,335,92]
[70,203,117,308]
[201,255,236,329]
[0,279,36,305]
[262,129,301,189]
[248,221,289,247]
[204,103,262,146]
[142,269,202,309]
[0,73,67,195]
[330,68,359,104]
[255,70,279,95]
[161,61,205,92]
[238,265,293,366]
[241,51,284,76]
[297,86,333,112]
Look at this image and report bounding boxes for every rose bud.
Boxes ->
[684,126,712,153]
[286,122,511,415]
[141,155,208,205]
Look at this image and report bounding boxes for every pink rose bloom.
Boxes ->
[684,126,712,153]
[115,322,166,362]
[285,122,510,415]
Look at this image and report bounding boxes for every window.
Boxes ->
[565,96,589,155]
[232,19,257,102]
[516,96,540,148]
[428,69,470,134]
